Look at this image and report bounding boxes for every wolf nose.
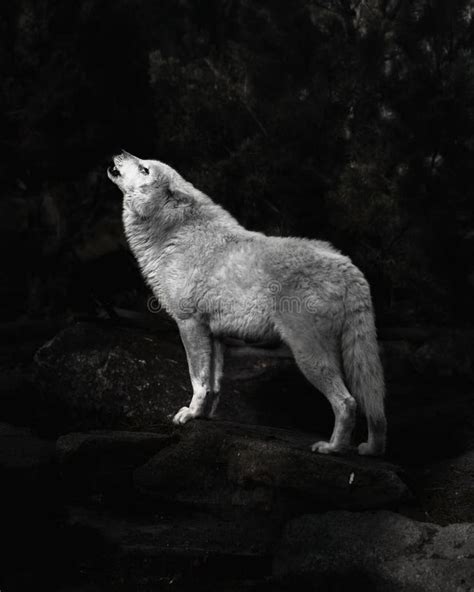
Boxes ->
[108,163,120,177]
[121,149,139,160]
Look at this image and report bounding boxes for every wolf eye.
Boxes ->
[139,165,149,175]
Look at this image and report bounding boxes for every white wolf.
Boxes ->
[108,151,386,455]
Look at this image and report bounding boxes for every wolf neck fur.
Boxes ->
[122,188,245,299]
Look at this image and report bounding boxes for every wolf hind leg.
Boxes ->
[209,337,225,418]
[358,415,387,456]
[305,359,356,454]
[283,331,357,454]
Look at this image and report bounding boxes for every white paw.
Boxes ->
[358,441,385,456]
[358,442,371,455]
[172,406,195,425]
[311,440,335,454]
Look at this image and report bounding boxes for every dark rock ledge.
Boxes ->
[2,319,472,591]
[132,420,408,513]
[275,511,474,592]
[55,419,409,513]
[53,420,409,590]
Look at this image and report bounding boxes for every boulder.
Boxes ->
[416,450,474,524]
[34,322,189,432]
[48,421,407,590]
[33,322,300,433]
[33,321,327,434]
[57,419,408,591]
[63,503,278,591]
[134,420,409,513]
[66,505,276,570]
[33,321,474,465]
[56,429,177,499]
[274,511,474,591]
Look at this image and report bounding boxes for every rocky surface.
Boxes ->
[33,322,190,432]
[67,505,276,560]
[33,322,296,433]
[55,421,408,590]
[2,320,474,590]
[0,417,410,591]
[32,322,474,459]
[415,451,474,525]
[56,429,177,499]
[133,420,408,513]
[274,511,474,591]
[50,420,410,513]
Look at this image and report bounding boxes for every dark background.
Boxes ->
[2,3,474,592]
[2,0,474,327]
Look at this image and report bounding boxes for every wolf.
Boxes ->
[107,150,386,455]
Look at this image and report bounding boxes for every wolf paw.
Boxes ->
[172,406,195,425]
[311,441,343,455]
[358,442,385,456]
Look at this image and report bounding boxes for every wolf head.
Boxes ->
[107,150,193,218]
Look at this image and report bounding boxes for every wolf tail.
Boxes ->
[341,275,386,455]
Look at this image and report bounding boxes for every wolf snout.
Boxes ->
[120,149,138,160]
[108,162,121,177]
[107,152,125,177]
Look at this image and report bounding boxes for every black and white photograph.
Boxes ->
[1,1,473,590]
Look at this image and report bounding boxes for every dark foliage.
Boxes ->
[2,0,474,325]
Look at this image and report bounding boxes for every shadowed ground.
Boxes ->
[0,319,473,591]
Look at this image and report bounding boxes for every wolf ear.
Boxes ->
[167,180,195,208]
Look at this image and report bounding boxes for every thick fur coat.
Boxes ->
[108,151,386,455]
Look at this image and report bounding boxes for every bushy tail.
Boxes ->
[341,278,386,455]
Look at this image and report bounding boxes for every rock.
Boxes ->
[56,429,177,498]
[33,322,297,433]
[52,422,407,590]
[33,322,474,465]
[33,321,327,434]
[65,505,276,590]
[134,420,409,513]
[274,511,474,591]
[415,450,474,524]
[34,322,189,432]
[67,505,275,563]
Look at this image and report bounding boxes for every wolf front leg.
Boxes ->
[173,319,214,425]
